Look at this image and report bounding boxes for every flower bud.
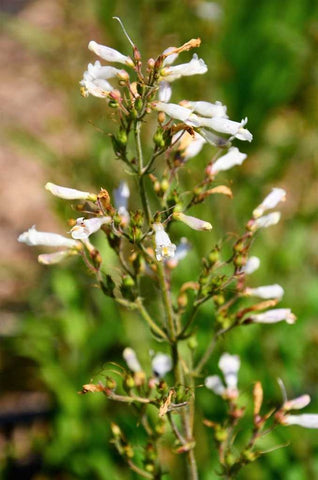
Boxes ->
[173,212,212,231]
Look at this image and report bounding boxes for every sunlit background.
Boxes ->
[1,0,318,478]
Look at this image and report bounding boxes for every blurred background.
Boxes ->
[1,0,318,478]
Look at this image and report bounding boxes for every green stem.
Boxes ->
[134,120,152,224]
[135,298,168,341]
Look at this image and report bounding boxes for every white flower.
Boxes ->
[88,41,134,67]
[153,101,192,122]
[158,81,172,103]
[173,212,212,231]
[173,130,206,161]
[160,53,207,82]
[284,414,318,428]
[244,284,284,300]
[38,250,77,265]
[251,212,281,231]
[253,188,286,218]
[204,375,225,395]
[123,348,142,373]
[45,182,97,201]
[80,60,124,98]
[70,216,111,240]
[195,2,223,21]
[166,237,191,269]
[218,353,240,390]
[206,147,247,176]
[153,223,176,261]
[162,46,179,66]
[240,256,260,274]
[152,353,172,377]
[248,308,296,325]
[182,100,228,118]
[190,116,253,142]
[198,128,229,147]
[283,394,311,411]
[18,226,79,249]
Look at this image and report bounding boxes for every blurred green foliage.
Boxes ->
[2,0,318,478]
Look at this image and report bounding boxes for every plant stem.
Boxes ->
[135,119,152,224]
[135,298,168,341]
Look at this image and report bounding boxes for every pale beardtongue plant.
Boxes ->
[18,19,318,480]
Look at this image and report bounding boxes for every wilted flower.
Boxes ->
[153,223,176,261]
[123,348,143,373]
[206,147,247,176]
[248,308,296,325]
[71,216,111,240]
[240,256,260,274]
[244,284,284,300]
[253,188,286,218]
[18,226,80,249]
[88,40,134,67]
[45,182,97,201]
[250,212,281,231]
[173,212,212,231]
[160,54,207,82]
[152,353,172,377]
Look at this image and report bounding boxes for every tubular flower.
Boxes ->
[283,395,311,411]
[173,130,206,161]
[45,182,97,201]
[205,352,240,398]
[250,212,281,231]
[88,41,134,67]
[18,226,80,249]
[244,284,284,300]
[190,115,253,142]
[38,250,78,265]
[248,308,296,325]
[173,212,212,231]
[283,414,318,429]
[253,188,286,219]
[70,216,112,240]
[114,181,130,223]
[153,101,193,122]
[153,223,176,261]
[206,147,247,176]
[181,100,228,118]
[160,53,207,82]
[240,256,260,274]
[123,348,143,373]
[152,353,172,377]
[158,81,172,103]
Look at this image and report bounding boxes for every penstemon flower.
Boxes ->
[153,223,176,261]
[158,81,172,103]
[240,256,260,274]
[88,40,134,66]
[253,188,286,218]
[181,100,228,118]
[45,182,97,201]
[250,212,281,230]
[18,226,80,249]
[151,353,172,377]
[206,147,247,176]
[247,308,296,324]
[244,284,284,300]
[70,217,112,240]
[283,414,318,428]
[160,53,207,82]
[173,212,212,231]
[123,348,143,373]
[205,353,240,398]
